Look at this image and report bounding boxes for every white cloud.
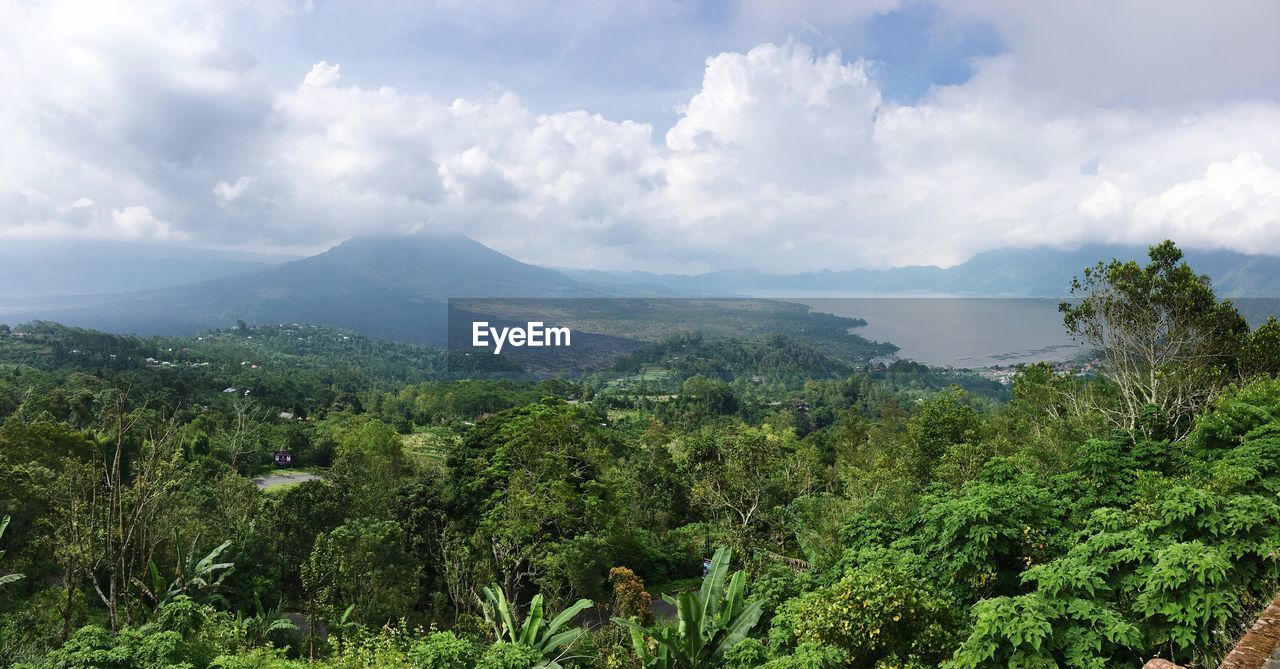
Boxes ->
[1131,152,1280,250]
[303,61,340,87]
[3,1,1280,272]
[110,205,186,240]
[1078,182,1124,221]
[0,0,269,241]
[213,176,257,205]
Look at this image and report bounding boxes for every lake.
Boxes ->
[795,297,1085,368]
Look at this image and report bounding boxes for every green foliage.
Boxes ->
[905,388,983,483]
[1189,376,1280,454]
[1060,241,1251,438]
[1239,316,1280,378]
[951,377,1280,667]
[231,594,299,650]
[613,333,859,384]
[1,586,92,663]
[616,547,764,669]
[36,624,195,669]
[0,515,23,587]
[906,464,1057,598]
[757,643,847,669]
[8,243,1280,669]
[684,422,795,549]
[1132,541,1238,650]
[319,628,418,668]
[946,586,1141,669]
[305,519,418,627]
[209,647,303,669]
[447,401,619,603]
[477,641,544,669]
[481,584,592,668]
[408,630,482,669]
[329,418,406,518]
[265,479,344,592]
[721,638,767,669]
[137,533,235,615]
[770,549,956,668]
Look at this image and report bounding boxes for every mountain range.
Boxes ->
[564,244,1280,298]
[1,236,1277,343]
[0,235,598,343]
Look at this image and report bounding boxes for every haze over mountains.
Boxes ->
[2,235,1278,343]
[570,244,1280,298]
[0,236,598,343]
[0,240,296,299]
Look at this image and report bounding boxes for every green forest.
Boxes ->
[2,242,1280,669]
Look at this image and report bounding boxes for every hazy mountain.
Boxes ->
[4,238,1277,344]
[925,245,1280,297]
[0,235,603,343]
[313,235,595,299]
[0,239,297,300]
[574,244,1280,298]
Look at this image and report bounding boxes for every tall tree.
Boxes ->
[1060,241,1249,439]
[687,421,791,548]
[76,386,186,630]
[446,402,616,606]
[220,397,266,470]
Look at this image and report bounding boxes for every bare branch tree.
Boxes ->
[223,397,267,469]
[1059,241,1248,441]
[77,382,186,630]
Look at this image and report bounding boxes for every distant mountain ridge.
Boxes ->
[0,235,606,343]
[312,235,595,298]
[564,244,1280,298]
[3,237,1277,344]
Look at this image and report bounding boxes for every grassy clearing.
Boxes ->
[403,428,455,470]
[261,479,310,495]
[259,466,321,478]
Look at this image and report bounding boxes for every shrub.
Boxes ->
[609,567,652,625]
[477,642,542,669]
[40,625,192,669]
[769,550,955,668]
[409,630,482,669]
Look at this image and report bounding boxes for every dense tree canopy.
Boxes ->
[1,243,1279,668]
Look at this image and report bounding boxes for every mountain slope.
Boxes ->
[310,235,594,298]
[0,235,604,343]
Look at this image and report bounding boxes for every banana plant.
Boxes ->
[482,584,593,668]
[0,516,23,588]
[614,547,764,669]
[235,593,300,649]
[135,531,234,615]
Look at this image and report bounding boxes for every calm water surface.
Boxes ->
[797,297,1084,368]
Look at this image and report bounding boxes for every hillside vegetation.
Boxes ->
[1,243,1279,668]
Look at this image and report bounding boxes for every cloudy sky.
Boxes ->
[3,0,1280,273]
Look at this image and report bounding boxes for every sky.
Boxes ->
[3,0,1280,273]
